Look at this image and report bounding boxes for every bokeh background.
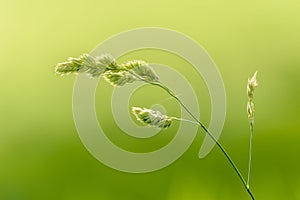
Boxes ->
[1,0,300,199]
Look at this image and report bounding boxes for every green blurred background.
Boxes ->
[1,0,300,199]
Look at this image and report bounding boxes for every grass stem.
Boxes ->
[247,122,254,187]
[126,69,256,199]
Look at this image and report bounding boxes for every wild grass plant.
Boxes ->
[55,53,258,199]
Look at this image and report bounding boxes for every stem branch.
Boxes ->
[247,122,254,187]
[126,69,255,199]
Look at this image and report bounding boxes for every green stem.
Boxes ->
[156,82,255,199]
[173,117,199,125]
[125,69,255,199]
[162,83,255,200]
[247,121,254,187]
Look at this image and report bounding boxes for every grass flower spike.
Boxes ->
[55,54,91,75]
[247,71,258,100]
[122,60,159,82]
[246,71,258,189]
[247,71,258,124]
[95,54,117,68]
[55,53,159,86]
[132,107,173,128]
[104,71,137,86]
[55,53,117,78]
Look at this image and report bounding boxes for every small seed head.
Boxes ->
[104,71,137,86]
[55,54,90,75]
[122,60,159,82]
[247,71,258,124]
[132,107,173,129]
[247,71,258,100]
[247,101,254,122]
[55,53,121,78]
[95,54,117,69]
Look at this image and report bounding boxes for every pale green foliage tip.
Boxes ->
[247,71,258,123]
[247,71,258,101]
[122,60,159,82]
[55,53,159,86]
[55,54,90,75]
[104,71,136,86]
[132,107,173,129]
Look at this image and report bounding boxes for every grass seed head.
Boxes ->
[132,107,173,129]
[247,71,258,100]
